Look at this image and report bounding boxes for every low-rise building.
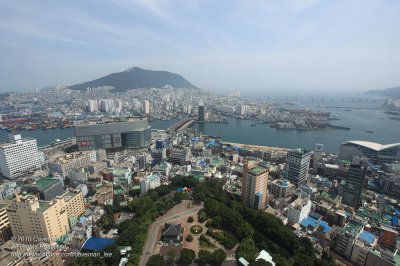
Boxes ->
[140,174,161,194]
[48,149,106,177]
[95,181,113,205]
[287,194,311,224]
[22,176,64,200]
[268,179,295,200]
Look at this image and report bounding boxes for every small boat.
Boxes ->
[365,130,374,133]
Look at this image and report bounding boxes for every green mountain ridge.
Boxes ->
[68,67,198,91]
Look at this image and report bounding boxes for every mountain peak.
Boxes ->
[68,67,198,91]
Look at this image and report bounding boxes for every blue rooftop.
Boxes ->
[358,231,376,245]
[392,216,398,226]
[300,216,318,229]
[82,237,116,251]
[319,220,331,234]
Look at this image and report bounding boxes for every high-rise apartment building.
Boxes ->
[198,105,206,121]
[341,158,367,209]
[87,99,99,113]
[285,148,312,185]
[143,100,150,114]
[241,161,269,209]
[6,195,70,244]
[0,134,41,179]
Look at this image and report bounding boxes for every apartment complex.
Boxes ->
[6,195,70,244]
[241,161,269,209]
[0,134,41,179]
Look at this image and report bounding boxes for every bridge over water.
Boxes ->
[166,118,196,133]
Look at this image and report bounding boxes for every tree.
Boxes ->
[236,238,258,263]
[149,190,159,201]
[179,248,195,264]
[186,234,193,242]
[187,216,194,223]
[129,188,141,197]
[198,211,207,223]
[147,254,164,266]
[250,259,272,266]
[212,249,227,265]
[198,249,213,263]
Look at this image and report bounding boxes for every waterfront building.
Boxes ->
[198,105,206,121]
[6,194,70,244]
[339,141,400,163]
[287,194,311,224]
[241,161,269,209]
[341,158,367,209]
[22,177,64,200]
[75,118,151,151]
[285,148,312,185]
[268,179,295,200]
[0,134,41,179]
[140,174,161,194]
[314,143,324,161]
[48,150,106,177]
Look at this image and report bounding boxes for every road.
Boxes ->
[140,202,203,266]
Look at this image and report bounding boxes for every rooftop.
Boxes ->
[289,148,311,156]
[113,168,131,176]
[248,165,268,176]
[145,174,159,182]
[340,220,363,236]
[34,177,60,189]
[345,141,400,151]
[62,191,80,202]
[358,230,377,245]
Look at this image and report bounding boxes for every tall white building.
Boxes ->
[287,194,311,224]
[143,100,150,114]
[114,99,122,113]
[87,100,99,113]
[0,134,41,179]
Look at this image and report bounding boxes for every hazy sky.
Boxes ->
[0,0,400,94]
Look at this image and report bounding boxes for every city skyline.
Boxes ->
[1,0,400,93]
